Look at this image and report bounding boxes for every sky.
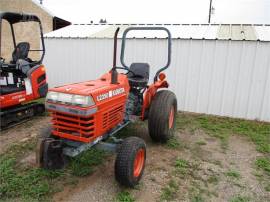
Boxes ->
[42,0,270,24]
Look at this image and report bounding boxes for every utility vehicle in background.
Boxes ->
[0,12,48,129]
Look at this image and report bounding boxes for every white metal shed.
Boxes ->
[43,24,270,122]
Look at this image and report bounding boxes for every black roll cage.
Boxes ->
[120,27,172,82]
[0,12,45,65]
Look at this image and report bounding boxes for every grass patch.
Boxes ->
[255,157,270,176]
[0,139,107,201]
[115,191,135,202]
[175,158,189,175]
[167,137,182,149]
[114,123,138,139]
[191,195,204,202]
[265,184,270,192]
[70,149,106,176]
[176,113,270,153]
[175,159,189,169]
[0,144,63,201]
[229,195,250,202]
[226,170,241,179]
[160,179,178,201]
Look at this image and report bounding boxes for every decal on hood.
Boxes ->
[96,88,125,101]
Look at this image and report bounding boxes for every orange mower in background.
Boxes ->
[37,27,177,187]
[0,12,48,129]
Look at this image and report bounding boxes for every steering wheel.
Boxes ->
[115,66,136,77]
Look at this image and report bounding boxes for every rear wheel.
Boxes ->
[148,90,177,142]
[115,137,146,187]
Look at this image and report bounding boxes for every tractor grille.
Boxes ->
[51,112,94,140]
[102,105,124,129]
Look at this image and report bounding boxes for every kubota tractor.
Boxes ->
[37,27,177,187]
[0,12,48,129]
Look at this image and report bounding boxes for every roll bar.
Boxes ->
[120,27,172,82]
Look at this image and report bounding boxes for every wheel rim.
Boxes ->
[169,107,174,129]
[133,148,145,177]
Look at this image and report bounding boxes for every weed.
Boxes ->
[207,175,219,185]
[174,158,190,177]
[160,179,178,201]
[226,170,241,179]
[255,157,270,176]
[175,159,189,169]
[115,191,135,202]
[229,195,250,202]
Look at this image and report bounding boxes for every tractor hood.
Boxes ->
[48,73,130,103]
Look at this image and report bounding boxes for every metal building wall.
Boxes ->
[43,38,270,122]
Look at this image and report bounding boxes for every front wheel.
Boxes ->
[115,137,146,187]
[36,126,65,169]
[148,90,177,142]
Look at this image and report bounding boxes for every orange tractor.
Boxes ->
[0,12,48,129]
[38,27,177,187]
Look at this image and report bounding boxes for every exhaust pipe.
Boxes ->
[111,27,120,84]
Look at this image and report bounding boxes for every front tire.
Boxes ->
[148,90,177,142]
[115,137,146,187]
[36,126,52,167]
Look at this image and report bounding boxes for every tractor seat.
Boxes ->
[127,63,150,88]
[11,42,30,63]
[0,85,25,95]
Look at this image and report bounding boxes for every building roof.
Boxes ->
[44,23,270,41]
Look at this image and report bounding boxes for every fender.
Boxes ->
[28,65,47,98]
[141,73,169,120]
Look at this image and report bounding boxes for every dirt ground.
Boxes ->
[53,125,269,202]
[0,116,50,153]
[1,116,269,202]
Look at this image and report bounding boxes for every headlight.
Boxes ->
[46,92,95,107]
[46,91,58,101]
[73,95,92,106]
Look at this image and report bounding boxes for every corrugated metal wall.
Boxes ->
[44,38,270,122]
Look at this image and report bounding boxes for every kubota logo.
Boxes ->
[97,88,125,101]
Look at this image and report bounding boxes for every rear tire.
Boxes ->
[115,137,146,187]
[148,90,177,142]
